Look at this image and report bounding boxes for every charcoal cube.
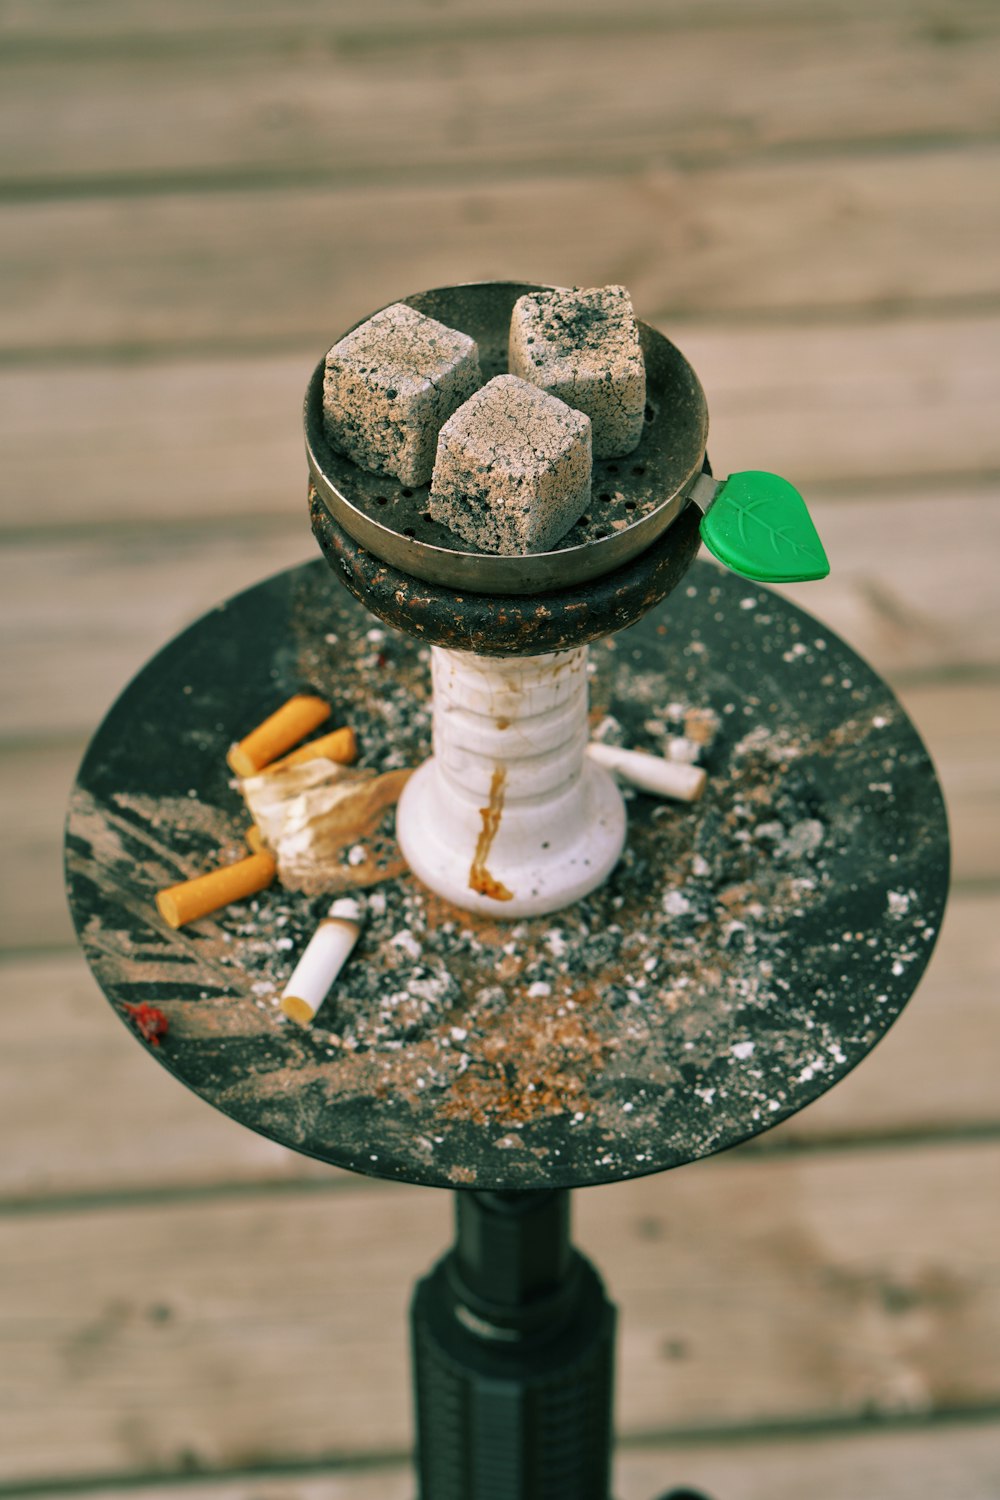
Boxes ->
[323,302,480,486]
[508,284,645,458]
[428,374,592,555]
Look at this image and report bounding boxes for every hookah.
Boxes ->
[66,282,949,1498]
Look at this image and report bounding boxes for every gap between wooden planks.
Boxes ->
[3,8,998,189]
[3,316,999,528]
[14,1419,1000,1500]
[0,1140,997,1484]
[0,890,994,1207]
[2,147,998,359]
[5,0,991,44]
[6,0,996,40]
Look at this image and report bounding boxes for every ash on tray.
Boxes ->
[66,560,949,1191]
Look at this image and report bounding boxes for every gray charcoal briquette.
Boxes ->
[428,374,592,555]
[508,284,645,458]
[323,302,480,486]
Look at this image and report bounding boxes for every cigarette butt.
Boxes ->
[156,851,277,929]
[246,824,266,854]
[280,898,364,1027]
[261,726,357,775]
[227,694,331,776]
[587,741,707,803]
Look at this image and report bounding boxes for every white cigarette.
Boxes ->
[280,898,364,1027]
[587,741,707,803]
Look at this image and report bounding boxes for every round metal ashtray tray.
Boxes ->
[304,281,709,596]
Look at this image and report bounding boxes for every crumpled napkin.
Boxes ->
[239,756,412,894]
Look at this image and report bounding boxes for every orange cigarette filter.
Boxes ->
[262,725,357,775]
[245,824,267,854]
[227,694,330,777]
[156,851,277,929]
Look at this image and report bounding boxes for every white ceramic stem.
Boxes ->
[396,645,626,918]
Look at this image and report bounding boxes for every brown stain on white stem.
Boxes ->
[469,767,513,902]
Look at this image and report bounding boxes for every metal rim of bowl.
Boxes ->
[304,280,709,596]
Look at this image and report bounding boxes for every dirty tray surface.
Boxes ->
[66,561,949,1191]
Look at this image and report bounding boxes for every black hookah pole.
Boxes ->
[412,1188,617,1498]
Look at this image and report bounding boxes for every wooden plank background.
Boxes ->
[1,1,998,1494]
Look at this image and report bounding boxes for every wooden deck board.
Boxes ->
[3,148,999,361]
[5,0,994,43]
[4,12,998,188]
[1,1141,998,1483]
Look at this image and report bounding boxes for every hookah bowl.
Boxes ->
[308,281,829,923]
[65,283,949,1500]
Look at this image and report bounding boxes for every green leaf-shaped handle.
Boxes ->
[699,470,830,584]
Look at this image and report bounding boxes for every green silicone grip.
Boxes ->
[698,470,830,584]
